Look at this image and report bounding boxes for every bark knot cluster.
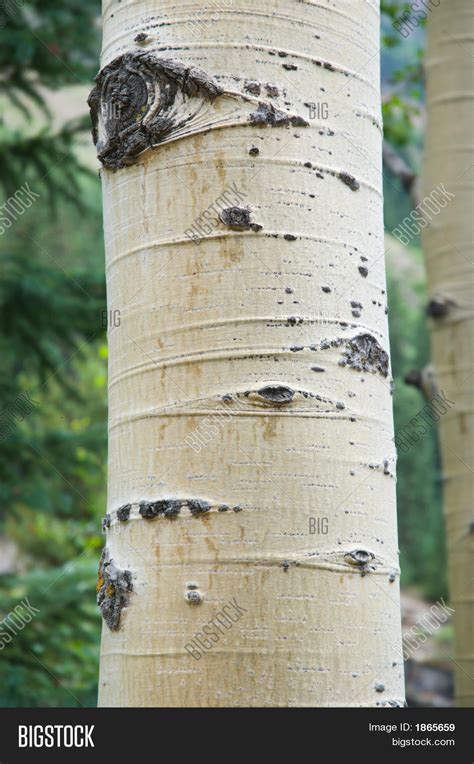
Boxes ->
[136,498,242,519]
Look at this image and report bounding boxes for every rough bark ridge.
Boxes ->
[95,0,404,707]
[423,0,474,707]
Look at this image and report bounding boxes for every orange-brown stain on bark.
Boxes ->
[262,415,277,441]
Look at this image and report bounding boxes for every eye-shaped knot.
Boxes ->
[88,52,224,170]
[89,52,310,171]
[344,549,375,567]
[253,385,295,404]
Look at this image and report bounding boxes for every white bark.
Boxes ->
[95,0,404,707]
[423,0,474,707]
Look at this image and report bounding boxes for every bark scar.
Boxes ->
[219,206,262,232]
[88,52,309,169]
[96,548,133,631]
[249,101,309,128]
[339,334,389,377]
[138,498,242,519]
[88,52,223,169]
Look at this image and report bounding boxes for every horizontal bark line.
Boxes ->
[99,650,401,662]
[108,316,362,335]
[101,40,381,90]
[98,539,399,577]
[425,93,474,106]
[107,410,393,433]
[107,339,391,385]
[104,229,377,269]
[101,8,380,64]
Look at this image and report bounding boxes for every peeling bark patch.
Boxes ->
[88,52,223,169]
[340,334,389,377]
[96,548,133,631]
[339,172,360,191]
[219,207,262,232]
[256,385,295,404]
[117,503,131,522]
[249,102,309,128]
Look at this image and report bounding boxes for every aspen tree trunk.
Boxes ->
[92,0,405,707]
[423,0,474,707]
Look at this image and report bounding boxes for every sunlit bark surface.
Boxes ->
[96,0,404,707]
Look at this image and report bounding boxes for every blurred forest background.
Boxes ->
[0,1,451,706]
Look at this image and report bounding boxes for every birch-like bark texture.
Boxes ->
[423,0,474,707]
[95,0,405,707]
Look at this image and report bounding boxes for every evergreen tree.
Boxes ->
[0,0,106,706]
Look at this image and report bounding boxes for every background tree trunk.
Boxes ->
[423,0,474,707]
[95,0,404,707]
